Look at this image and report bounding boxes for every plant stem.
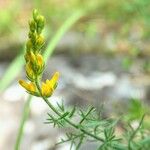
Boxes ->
[35,79,105,143]
[14,95,32,150]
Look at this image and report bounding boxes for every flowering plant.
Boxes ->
[19,9,59,98]
[18,10,150,150]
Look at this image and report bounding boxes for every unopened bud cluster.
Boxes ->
[25,9,45,81]
[19,9,59,97]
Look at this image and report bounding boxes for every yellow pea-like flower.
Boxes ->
[19,80,36,93]
[41,82,53,97]
[41,72,60,97]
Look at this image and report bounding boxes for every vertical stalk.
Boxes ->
[15,95,32,150]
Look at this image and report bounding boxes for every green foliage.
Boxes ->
[44,100,149,150]
[124,98,150,130]
[125,115,144,150]
[46,102,122,150]
[125,98,149,121]
[127,99,146,120]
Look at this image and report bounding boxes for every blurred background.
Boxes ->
[0,0,150,150]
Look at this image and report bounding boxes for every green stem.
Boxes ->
[79,107,94,124]
[14,95,32,150]
[35,79,105,143]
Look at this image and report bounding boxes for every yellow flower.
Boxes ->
[41,72,60,97]
[19,80,36,93]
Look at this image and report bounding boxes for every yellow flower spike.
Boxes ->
[41,72,60,97]
[19,80,36,93]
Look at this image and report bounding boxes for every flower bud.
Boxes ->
[28,31,37,43]
[35,53,44,74]
[29,19,36,32]
[37,15,45,29]
[36,16,45,34]
[24,53,30,62]
[27,52,44,75]
[26,62,36,81]
[36,35,44,47]
[19,80,36,92]
[37,53,44,66]
[30,51,36,63]
[19,80,39,96]
[26,39,32,50]
[33,9,39,21]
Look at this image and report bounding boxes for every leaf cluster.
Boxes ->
[44,100,150,150]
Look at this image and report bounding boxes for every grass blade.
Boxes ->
[14,95,32,150]
[0,52,24,92]
[43,10,84,62]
